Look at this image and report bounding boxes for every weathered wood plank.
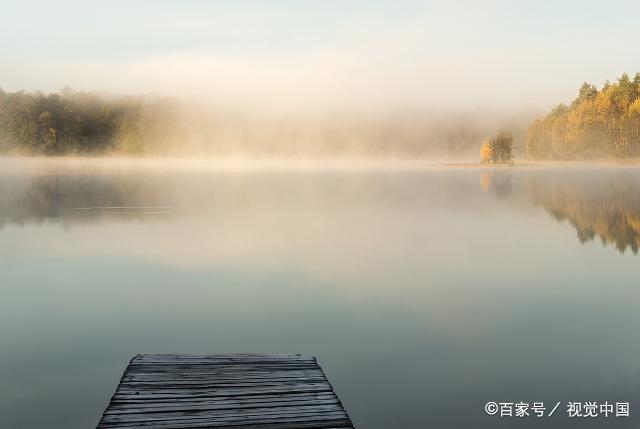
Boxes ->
[97,354,354,428]
[100,406,347,424]
[108,392,337,406]
[105,399,342,415]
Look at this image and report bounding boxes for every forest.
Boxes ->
[527,72,640,159]
[0,88,183,155]
[0,87,532,157]
[5,74,640,160]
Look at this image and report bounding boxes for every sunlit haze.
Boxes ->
[3,4,640,428]
[3,0,640,110]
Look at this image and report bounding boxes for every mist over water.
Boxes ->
[0,86,539,158]
[1,158,639,428]
[4,1,640,428]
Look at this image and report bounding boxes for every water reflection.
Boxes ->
[5,164,639,256]
[1,160,640,429]
[480,167,640,254]
[526,169,640,254]
[479,170,512,199]
[0,173,175,227]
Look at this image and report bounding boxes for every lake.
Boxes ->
[1,158,639,428]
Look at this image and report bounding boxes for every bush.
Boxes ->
[480,131,513,163]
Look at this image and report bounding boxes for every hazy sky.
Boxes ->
[2,0,640,110]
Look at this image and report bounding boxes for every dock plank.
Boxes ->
[97,354,354,428]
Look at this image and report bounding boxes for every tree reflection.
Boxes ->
[478,168,640,255]
[526,170,640,254]
[0,173,173,228]
[3,165,640,256]
[478,170,512,199]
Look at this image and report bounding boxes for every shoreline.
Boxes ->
[2,155,640,174]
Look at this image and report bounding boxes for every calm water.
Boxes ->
[1,159,639,428]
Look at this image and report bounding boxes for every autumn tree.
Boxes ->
[480,140,492,164]
[481,131,513,163]
[527,72,640,159]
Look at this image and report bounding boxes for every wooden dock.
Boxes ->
[97,354,354,428]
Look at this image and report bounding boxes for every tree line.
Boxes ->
[527,72,640,159]
[0,88,183,155]
[1,87,536,157]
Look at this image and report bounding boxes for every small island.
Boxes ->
[480,131,514,164]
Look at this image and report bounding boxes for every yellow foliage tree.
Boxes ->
[480,140,492,164]
[480,132,513,163]
[527,72,640,159]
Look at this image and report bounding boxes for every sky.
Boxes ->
[2,0,640,111]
